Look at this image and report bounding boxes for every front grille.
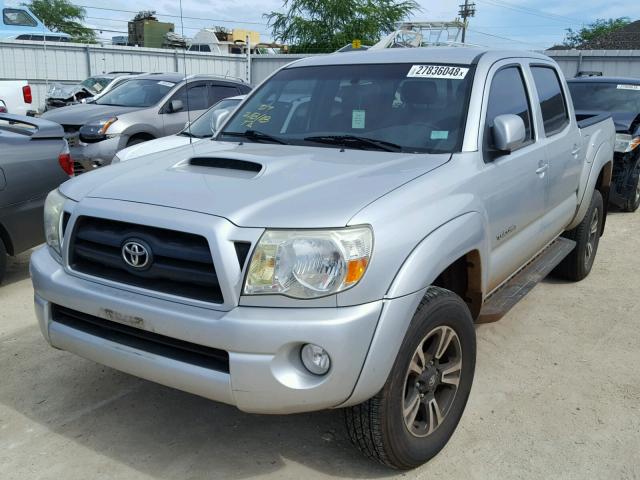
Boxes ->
[52,305,230,372]
[69,216,223,303]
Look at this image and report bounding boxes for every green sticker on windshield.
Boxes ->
[431,130,449,140]
[352,110,366,129]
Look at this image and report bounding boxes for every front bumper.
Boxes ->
[69,136,126,174]
[31,246,388,414]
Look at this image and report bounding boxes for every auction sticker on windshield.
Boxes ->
[617,84,640,90]
[407,65,469,80]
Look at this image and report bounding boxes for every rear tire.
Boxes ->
[553,189,603,281]
[344,287,476,470]
[621,161,640,212]
[0,240,7,285]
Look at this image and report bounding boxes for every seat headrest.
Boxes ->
[400,80,438,105]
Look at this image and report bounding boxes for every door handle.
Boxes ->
[536,163,548,175]
[571,144,581,156]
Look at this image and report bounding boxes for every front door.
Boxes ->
[478,63,549,291]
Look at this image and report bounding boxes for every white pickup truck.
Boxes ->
[0,81,33,115]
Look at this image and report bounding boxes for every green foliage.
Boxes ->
[23,0,96,43]
[265,0,420,53]
[563,17,631,48]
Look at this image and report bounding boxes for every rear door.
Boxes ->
[478,62,549,290]
[528,64,581,240]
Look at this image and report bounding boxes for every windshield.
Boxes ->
[218,63,474,153]
[81,77,111,94]
[182,98,242,138]
[96,79,176,107]
[569,82,640,112]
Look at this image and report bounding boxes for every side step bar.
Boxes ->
[477,237,576,324]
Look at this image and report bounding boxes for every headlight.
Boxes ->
[44,189,66,256]
[244,226,373,299]
[614,133,640,153]
[79,117,118,142]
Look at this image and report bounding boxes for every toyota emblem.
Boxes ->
[122,239,152,269]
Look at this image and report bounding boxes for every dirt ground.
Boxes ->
[0,209,638,480]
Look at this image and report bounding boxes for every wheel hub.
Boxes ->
[402,325,463,438]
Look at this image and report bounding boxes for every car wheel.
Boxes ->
[126,137,149,147]
[622,161,640,212]
[344,287,476,470]
[554,189,603,281]
[0,240,7,284]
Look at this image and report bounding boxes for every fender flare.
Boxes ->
[386,211,489,299]
[568,141,613,230]
[341,212,488,407]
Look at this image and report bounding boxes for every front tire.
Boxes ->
[554,189,603,281]
[622,161,640,212]
[345,287,476,469]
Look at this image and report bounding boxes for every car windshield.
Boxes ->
[181,98,242,138]
[81,77,111,94]
[96,79,176,107]
[218,63,474,153]
[569,82,640,112]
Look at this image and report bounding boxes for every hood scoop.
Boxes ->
[182,157,263,178]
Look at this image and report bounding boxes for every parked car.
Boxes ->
[41,73,251,175]
[567,76,640,212]
[0,80,33,116]
[0,0,70,42]
[45,72,143,111]
[30,48,614,469]
[112,95,246,163]
[0,114,71,283]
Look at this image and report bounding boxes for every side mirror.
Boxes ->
[212,109,231,135]
[492,114,526,153]
[169,99,184,113]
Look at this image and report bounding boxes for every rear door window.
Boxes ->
[531,66,569,136]
[209,84,241,105]
[485,66,534,148]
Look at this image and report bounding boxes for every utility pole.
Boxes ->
[459,1,476,43]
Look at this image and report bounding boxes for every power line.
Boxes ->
[476,0,586,25]
[77,4,265,26]
[467,28,549,48]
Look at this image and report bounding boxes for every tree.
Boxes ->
[265,0,420,53]
[563,17,631,48]
[23,0,96,43]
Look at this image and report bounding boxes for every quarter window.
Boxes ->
[531,66,569,136]
[3,9,37,27]
[485,67,533,148]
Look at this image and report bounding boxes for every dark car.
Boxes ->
[0,114,71,282]
[567,77,640,212]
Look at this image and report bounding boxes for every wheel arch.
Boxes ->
[386,211,488,320]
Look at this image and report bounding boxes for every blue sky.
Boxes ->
[12,0,638,49]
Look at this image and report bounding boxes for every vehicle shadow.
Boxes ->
[0,324,394,479]
[1,249,33,287]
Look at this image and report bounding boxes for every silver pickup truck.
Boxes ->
[30,48,615,469]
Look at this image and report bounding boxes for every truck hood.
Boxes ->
[61,140,451,228]
[41,103,140,125]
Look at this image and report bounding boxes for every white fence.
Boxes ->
[0,39,312,111]
[545,49,640,79]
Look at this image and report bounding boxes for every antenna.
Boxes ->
[179,0,193,144]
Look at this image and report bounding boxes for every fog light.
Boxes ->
[300,344,331,375]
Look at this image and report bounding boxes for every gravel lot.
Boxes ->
[1,209,638,480]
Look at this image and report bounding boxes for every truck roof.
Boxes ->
[287,47,553,69]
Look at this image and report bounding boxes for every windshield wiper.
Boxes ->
[304,135,403,152]
[221,130,288,145]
